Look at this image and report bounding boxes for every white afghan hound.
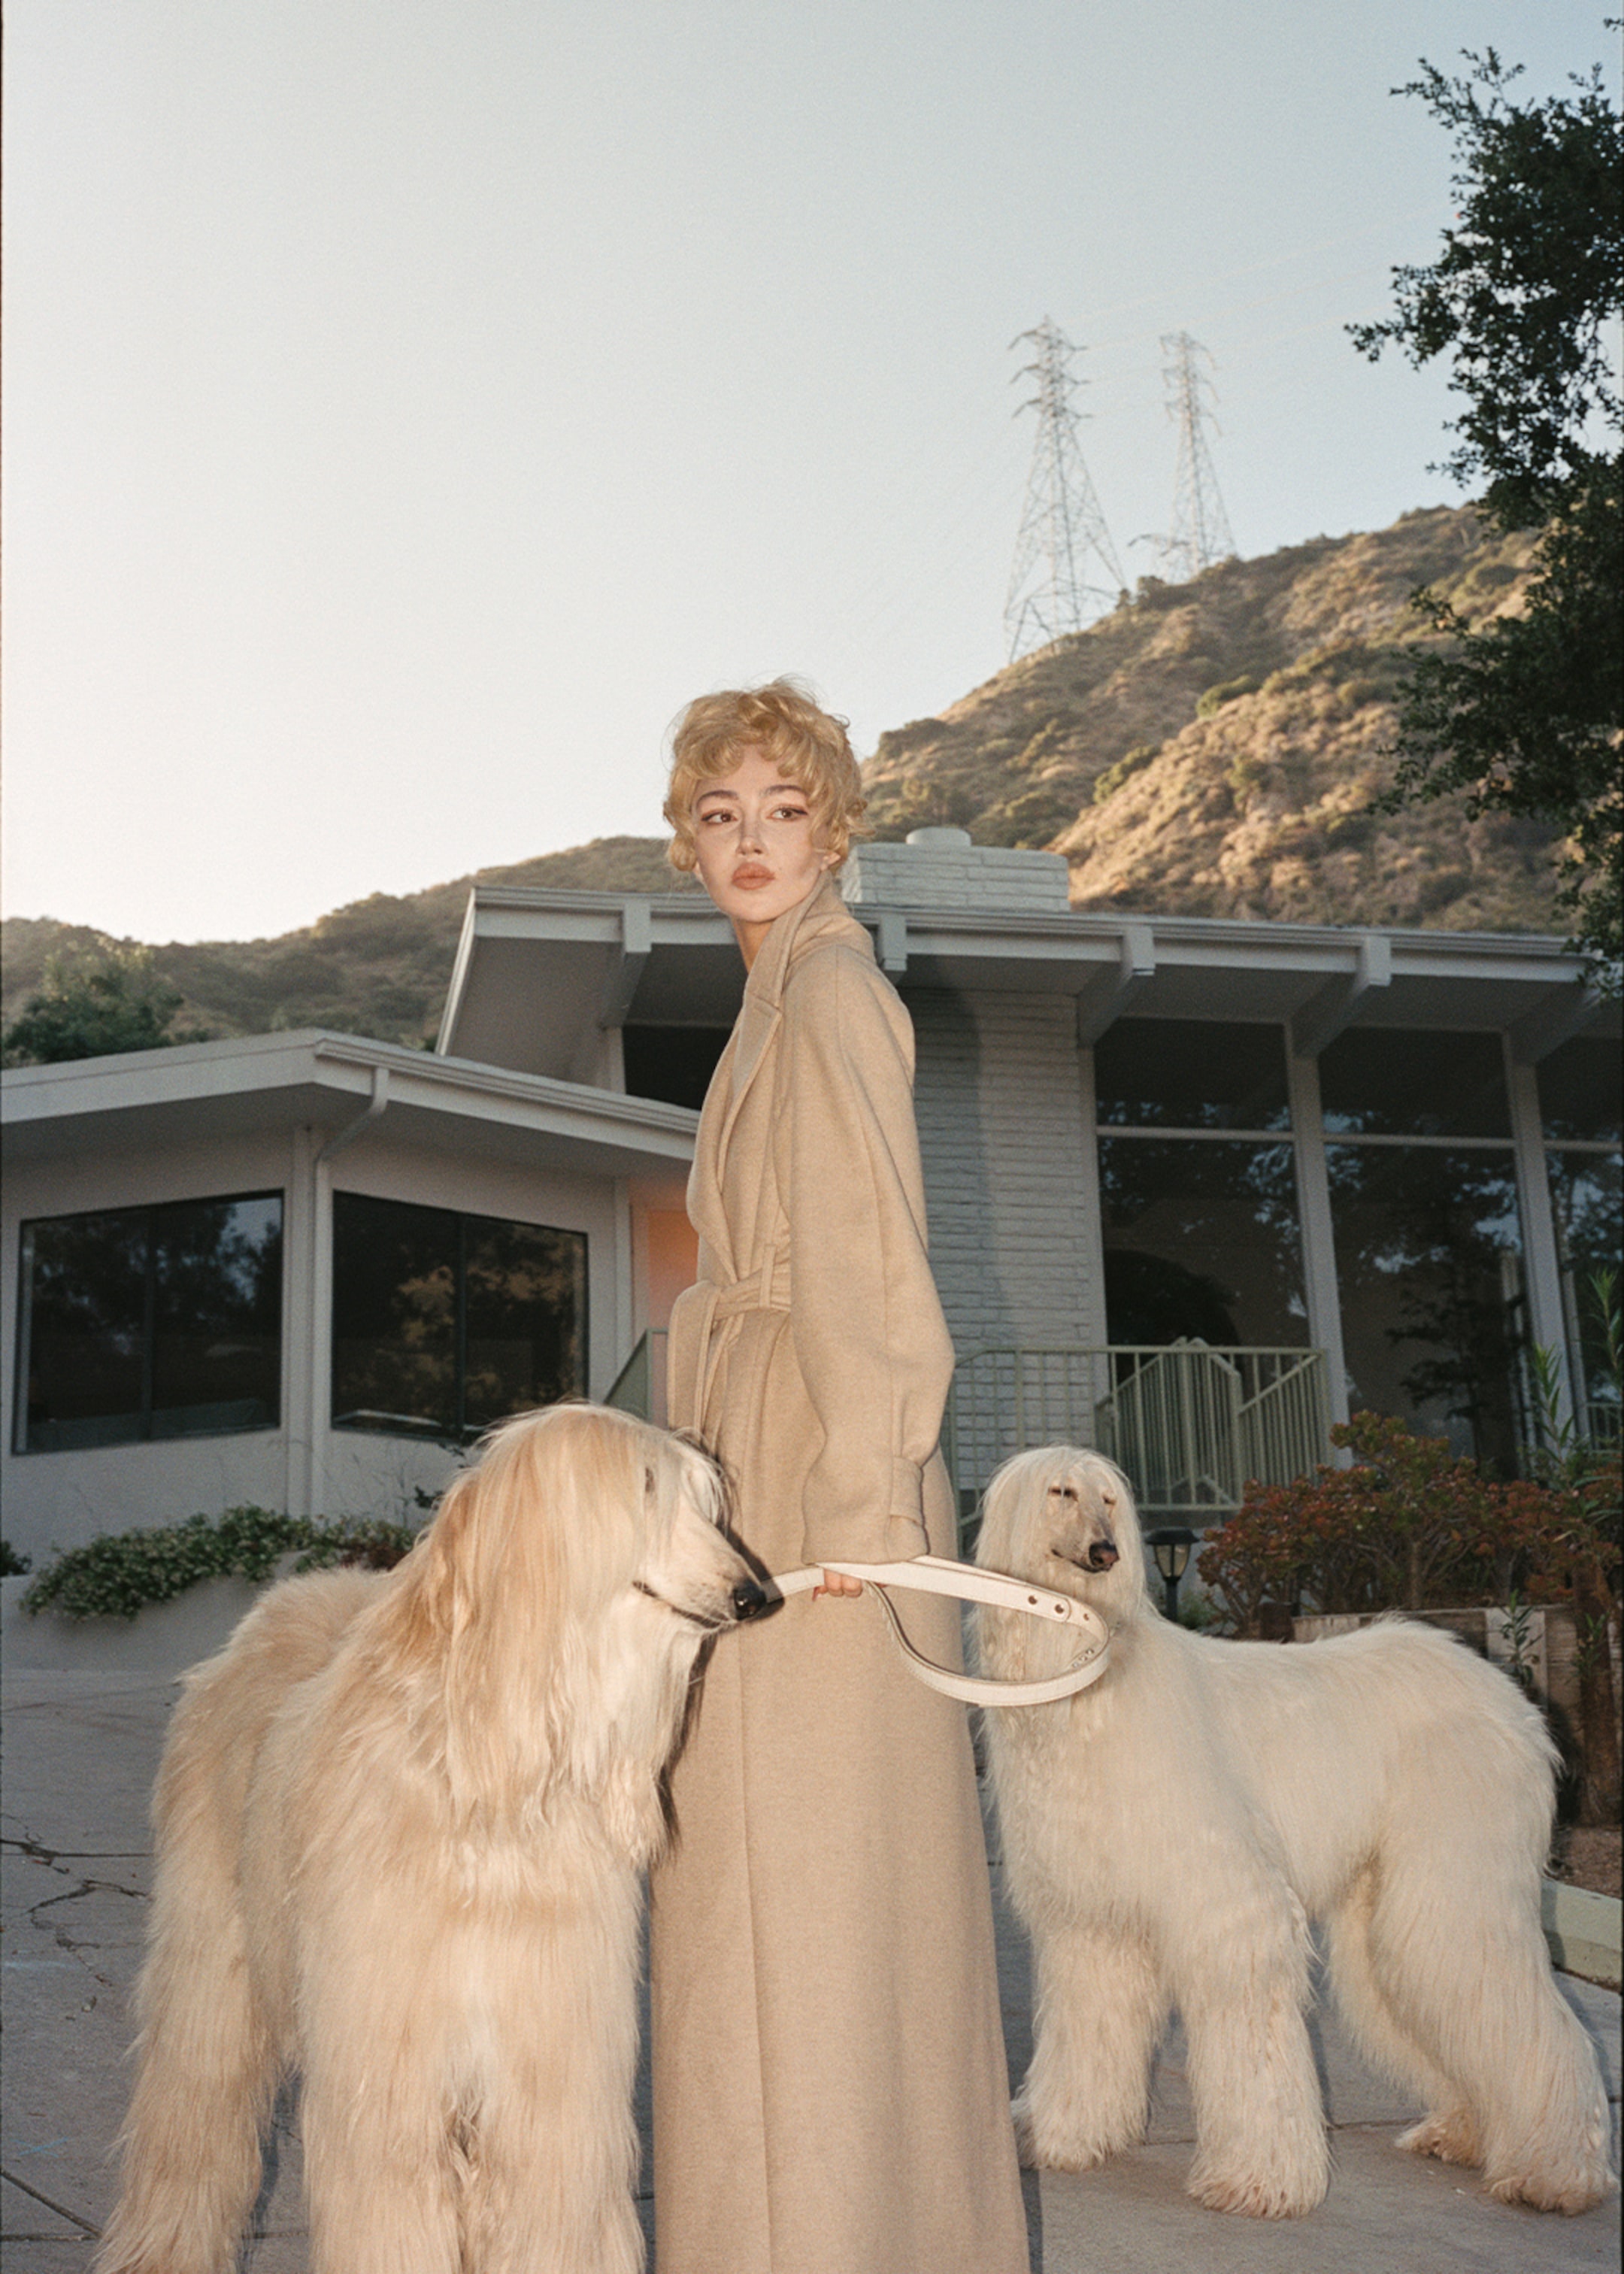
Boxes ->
[95,1402,765,2274]
[975,1444,1615,2221]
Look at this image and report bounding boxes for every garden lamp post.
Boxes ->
[1147,1527,1198,1623]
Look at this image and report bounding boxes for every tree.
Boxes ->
[1351,41,1623,981]
[2,946,205,1065]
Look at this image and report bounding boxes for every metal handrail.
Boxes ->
[948,1343,1331,1517]
[602,1331,1332,1524]
[603,1330,668,1426]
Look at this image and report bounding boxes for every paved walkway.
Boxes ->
[3,1669,1619,2272]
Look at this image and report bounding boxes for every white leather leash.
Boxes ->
[767,1554,1111,1708]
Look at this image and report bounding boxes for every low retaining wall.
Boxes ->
[1,1569,283,1677]
[1541,1880,1623,1988]
[1291,1605,1622,1722]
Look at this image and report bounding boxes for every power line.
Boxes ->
[1003,317,1126,662]
[1154,332,1235,581]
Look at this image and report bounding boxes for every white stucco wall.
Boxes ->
[907,988,1091,1357]
[2,1129,630,1568]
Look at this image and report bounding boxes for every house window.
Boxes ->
[623,1026,732,1111]
[1319,1028,1510,1138]
[14,1194,283,1454]
[330,1193,587,1440]
[1098,1139,1307,1347]
[1092,1023,1305,1350]
[1326,1145,1526,1470]
[1095,1019,1290,1131]
[1312,1029,1527,1469]
[1538,1036,1622,1440]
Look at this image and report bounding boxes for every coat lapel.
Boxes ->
[689,875,875,1278]
[715,873,849,1161]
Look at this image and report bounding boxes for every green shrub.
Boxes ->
[1,1539,32,1577]
[1092,744,1161,804]
[1197,1411,1617,1637]
[1195,674,1260,718]
[21,1508,421,1621]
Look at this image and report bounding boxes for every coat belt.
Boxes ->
[710,1258,792,1317]
[684,1259,792,1425]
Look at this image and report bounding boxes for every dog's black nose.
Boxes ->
[730,1578,770,1621]
[1086,1539,1120,1572]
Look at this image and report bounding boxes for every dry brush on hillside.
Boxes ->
[4,508,1571,1054]
[862,505,1562,932]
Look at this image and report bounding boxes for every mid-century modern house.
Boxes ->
[4,831,1618,1569]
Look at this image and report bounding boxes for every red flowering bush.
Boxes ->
[1198,1411,1619,1639]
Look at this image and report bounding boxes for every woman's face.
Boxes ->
[689,746,834,957]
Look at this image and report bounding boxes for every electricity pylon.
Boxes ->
[1004,318,1126,662]
[1157,332,1235,582]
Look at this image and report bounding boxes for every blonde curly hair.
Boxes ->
[664,678,868,875]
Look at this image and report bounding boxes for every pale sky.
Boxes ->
[4,0,1614,944]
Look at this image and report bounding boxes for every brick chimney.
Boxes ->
[841,827,1071,916]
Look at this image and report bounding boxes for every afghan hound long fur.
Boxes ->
[95,1402,762,2274]
[974,1445,1616,2221]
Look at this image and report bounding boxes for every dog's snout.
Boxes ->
[729,1578,771,1622]
[1086,1539,1120,1572]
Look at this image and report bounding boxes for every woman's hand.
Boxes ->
[814,1569,863,1599]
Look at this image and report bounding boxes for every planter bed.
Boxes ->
[1,1568,287,1678]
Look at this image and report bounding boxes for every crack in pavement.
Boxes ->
[4,1832,149,2002]
[2,2166,102,2236]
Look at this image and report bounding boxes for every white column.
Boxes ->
[1506,1049,1573,1425]
[283,1126,318,1517]
[1286,1048,1350,1433]
[307,1154,336,1514]
[1076,1044,1110,1350]
[605,1178,634,1397]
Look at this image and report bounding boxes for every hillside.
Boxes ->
[862,504,1561,931]
[2,505,1567,1049]
[2,838,695,1048]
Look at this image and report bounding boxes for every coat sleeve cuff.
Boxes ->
[800,1461,930,1565]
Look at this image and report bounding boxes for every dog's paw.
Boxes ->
[1187,2151,1329,2220]
[1485,2155,1615,2217]
[1397,2109,1480,2168]
[1183,2137,1319,2228]
[1011,2098,1115,2173]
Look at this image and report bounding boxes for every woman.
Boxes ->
[650,681,1029,2274]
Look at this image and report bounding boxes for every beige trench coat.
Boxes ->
[650,877,1029,2274]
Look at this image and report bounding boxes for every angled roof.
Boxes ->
[435,885,1617,1080]
[1,1028,698,1176]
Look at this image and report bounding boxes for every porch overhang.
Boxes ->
[435,886,1619,1080]
[1,1029,699,1180]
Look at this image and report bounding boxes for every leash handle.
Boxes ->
[767,1554,1110,1709]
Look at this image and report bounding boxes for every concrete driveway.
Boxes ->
[4,1668,1618,2272]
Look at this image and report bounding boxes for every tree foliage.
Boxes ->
[1198,1411,1619,1630]
[1,945,205,1066]
[1351,43,1623,980]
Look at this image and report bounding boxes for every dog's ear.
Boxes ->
[400,1467,483,1647]
[1077,1451,1147,1603]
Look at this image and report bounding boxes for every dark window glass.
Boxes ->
[1094,1020,1290,1130]
[1098,1139,1307,1346]
[17,1196,282,1454]
[331,1196,458,1436]
[1319,1029,1510,1137]
[623,1026,732,1111]
[331,1193,586,1440]
[1326,1144,1526,1469]
[463,1217,588,1431]
[1547,1150,1623,1433]
[1538,1036,1622,1145]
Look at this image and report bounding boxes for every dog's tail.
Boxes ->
[96,1575,372,2274]
[93,1681,279,2272]
[92,1618,304,2274]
